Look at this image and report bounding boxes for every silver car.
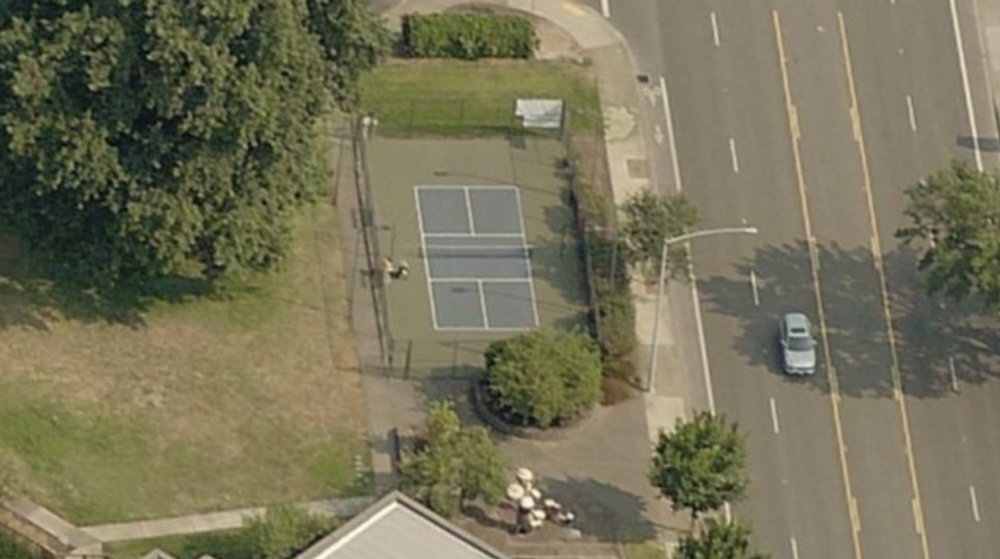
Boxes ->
[780,312,817,375]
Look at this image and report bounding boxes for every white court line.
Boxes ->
[437,326,531,332]
[477,279,490,329]
[729,137,740,173]
[790,537,801,559]
[710,12,720,47]
[750,270,760,306]
[433,278,533,284]
[512,188,540,327]
[949,356,959,392]
[770,397,781,434]
[970,485,982,522]
[423,232,524,238]
[950,0,984,171]
[906,95,918,131]
[600,0,610,18]
[463,187,477,234]
[414,188,440,330]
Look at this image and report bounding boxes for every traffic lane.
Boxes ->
[688,6,856,557]
[838,2,1000,551]
[904,393,1000,557]
[654,0,737,203]
[835,5,1000,554]
[601,0,665,77]
[778,7,925,558]
[697,232,854,559]
[833,4,947,218]
[884,253,1000,556]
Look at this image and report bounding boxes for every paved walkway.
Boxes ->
[80,497,375,543]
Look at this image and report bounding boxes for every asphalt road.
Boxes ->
[599,0,1000,557]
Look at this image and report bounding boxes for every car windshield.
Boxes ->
[787,332,812,351]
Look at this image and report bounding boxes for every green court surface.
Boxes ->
[365,136,589,378]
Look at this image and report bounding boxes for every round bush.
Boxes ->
[484,329,602,429]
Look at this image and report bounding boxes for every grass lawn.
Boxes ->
[0,144,369,524]
[359,58,602,136]
[104,532,246,559]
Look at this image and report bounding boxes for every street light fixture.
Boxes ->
[646,226,759,393]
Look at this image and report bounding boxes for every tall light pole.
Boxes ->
[646,226,759,393]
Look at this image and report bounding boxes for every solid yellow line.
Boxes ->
[836,11,931,559]
[773,11,864,558]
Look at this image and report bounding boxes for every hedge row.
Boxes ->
[401,13,536,60]
[566,159,638,399]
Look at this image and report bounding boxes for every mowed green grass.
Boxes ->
[359,58,602,136]
[0,176,369,523]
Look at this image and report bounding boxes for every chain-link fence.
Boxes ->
[352,115,393,367]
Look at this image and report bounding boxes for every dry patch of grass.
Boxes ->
[0,198,369,524]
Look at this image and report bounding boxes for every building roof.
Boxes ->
[294,491,509,559]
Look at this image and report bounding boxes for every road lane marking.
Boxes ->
[949,356,959,392]
[729,137,740,173]
[750,270,760,306]
[774,11,863,558]
[659,76,683,191]
[905,95,918,131]
[790,537,800,559]
[851,496,861,533]
[970,485,981,522]
[949,0,984,171]
[710,12,720,47]
[600,0,611,18]
[838,12,931,558]
[769,397,780,434]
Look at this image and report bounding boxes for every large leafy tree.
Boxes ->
[896,159,1000,308]
[674,519,770,559]
[400,401,507,518]
[621,189,700,281]
[0,0,388,285]
[485,328,603,428]
[649,411,748,521]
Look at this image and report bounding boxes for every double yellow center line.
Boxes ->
[772,10,930,559]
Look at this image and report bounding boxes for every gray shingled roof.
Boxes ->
[295,491,509,559]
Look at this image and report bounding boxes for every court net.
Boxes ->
[418,244,534,259]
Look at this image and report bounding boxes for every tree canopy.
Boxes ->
[485,328,603,428]
[0,0,388,285]
[649,411,748,519]
[621,189,700,281]
[896,159,1000,308]
[674,519,770,559]
[400,401,507,518]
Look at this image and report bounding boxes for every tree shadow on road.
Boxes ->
[698,239,1000,400]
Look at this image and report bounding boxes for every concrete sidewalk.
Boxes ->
[80,496,375,543]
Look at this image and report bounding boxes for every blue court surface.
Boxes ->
[415,186,539,331]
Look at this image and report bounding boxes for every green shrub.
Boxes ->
[485,329,603,428]
[569,175,638,390]
[401,13,536,60]
[0,533,37,559]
